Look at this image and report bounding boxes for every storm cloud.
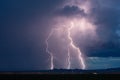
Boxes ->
[0,0,120,70]
[84,0,120,57]
[55,5,86,17]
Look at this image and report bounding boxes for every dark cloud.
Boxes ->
[81,0,120,57]
[83,40,120,57]
[95,0,120,9]
[55,5,86,17]
[92,7,120,41]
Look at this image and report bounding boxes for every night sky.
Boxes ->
[0,0,120,71]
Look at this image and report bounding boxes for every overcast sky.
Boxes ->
[0,0,120,70]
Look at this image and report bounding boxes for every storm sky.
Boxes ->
[0,0,120,70]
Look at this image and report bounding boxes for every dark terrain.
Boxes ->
[0,68,120,74]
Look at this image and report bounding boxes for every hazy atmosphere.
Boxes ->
[0,0,120,71]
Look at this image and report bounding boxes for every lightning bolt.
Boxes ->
[67,47,71,69]
[46,22,86,70]
[67,22,86,69]
[45,29,55,70]
[46,28,71,69]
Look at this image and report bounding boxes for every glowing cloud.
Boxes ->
[45,0,97,70]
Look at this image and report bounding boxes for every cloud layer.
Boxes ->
[0,0,120,70]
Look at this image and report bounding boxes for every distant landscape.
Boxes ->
[1,68,120,74]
